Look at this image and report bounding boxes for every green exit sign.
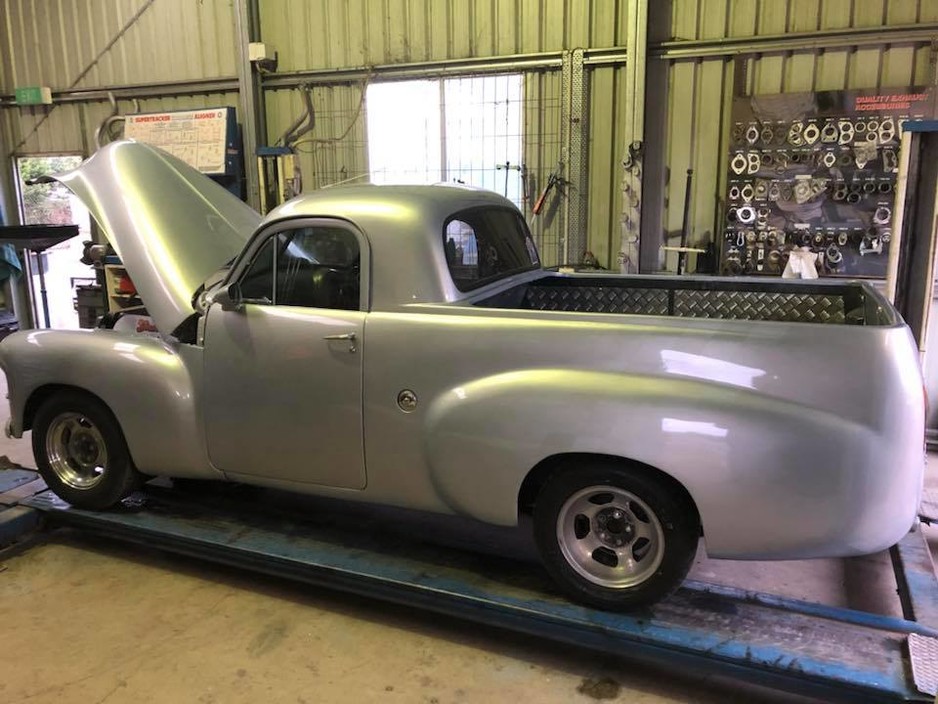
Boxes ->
[15,86,52,105]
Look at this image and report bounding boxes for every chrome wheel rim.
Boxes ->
[556,485,665,589]
[45,412,108,489]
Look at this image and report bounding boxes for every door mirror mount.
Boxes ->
[207,283,243,311]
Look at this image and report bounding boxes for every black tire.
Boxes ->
[32,390,139,510]
[533,461,699,610]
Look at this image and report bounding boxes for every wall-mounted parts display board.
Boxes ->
[721,88,936,278]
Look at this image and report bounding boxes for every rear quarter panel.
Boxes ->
[361,308,924,559]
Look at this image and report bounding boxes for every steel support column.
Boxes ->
[233,0,265,210]
[0,143,19,230]
[561,49,589,266]
[638,1,672,274]
[619,0,648,273]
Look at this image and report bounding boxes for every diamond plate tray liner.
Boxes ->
[909,633,938,695]
[673,290,846,323]
[523,285,846,323]
[524,286,669,315]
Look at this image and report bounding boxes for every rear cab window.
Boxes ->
[443,206,540,291]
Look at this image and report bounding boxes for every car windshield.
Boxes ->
[443,206,540,291]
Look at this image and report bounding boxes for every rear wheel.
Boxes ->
[32,391,139,509]
[533,462,699,610]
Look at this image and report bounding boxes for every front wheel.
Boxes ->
[533,462,699,610]
[32,391,139,510]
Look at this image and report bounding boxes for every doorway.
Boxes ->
[15,154,94,329]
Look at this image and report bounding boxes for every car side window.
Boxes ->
[275,227,361,310]
[238,238,274,302]
[238,225,361,311]
[443,208,538,291]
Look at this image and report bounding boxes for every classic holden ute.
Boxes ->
[0,141,925,609]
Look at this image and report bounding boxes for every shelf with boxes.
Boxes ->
[102,262,141,312]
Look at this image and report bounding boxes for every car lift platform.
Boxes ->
[3,468,938,703]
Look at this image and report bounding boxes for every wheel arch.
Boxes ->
[1,329,215,480]
[25,383,138,466]
[518,453,701,529]
[25,383,114,432]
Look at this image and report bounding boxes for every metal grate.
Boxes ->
[673,290,846,323]
[908,633,938,696]
[365,74,564,265]
[287,83,369,192]
[523,73,564,267]
[280,73,564,268]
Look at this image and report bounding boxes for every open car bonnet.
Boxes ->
[53,141,261,334]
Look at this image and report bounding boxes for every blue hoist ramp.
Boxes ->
[2,467,938,703]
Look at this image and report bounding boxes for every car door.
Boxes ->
[202,218,367,489]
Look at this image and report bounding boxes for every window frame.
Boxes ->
[226,217,371,312]
[441,206,541,292]
[236,236,276,304]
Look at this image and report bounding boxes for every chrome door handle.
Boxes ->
[323,332,357,352]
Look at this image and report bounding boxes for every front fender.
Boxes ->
[423,369,919,559]
[0,329,216,479]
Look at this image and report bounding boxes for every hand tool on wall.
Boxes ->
[530,162,566,226]
[678,169,694,275]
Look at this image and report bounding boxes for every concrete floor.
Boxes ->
[0,373,930,703]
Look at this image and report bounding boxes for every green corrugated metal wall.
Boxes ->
[0,0,935,269]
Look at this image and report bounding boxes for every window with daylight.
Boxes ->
[366,74,524,207]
